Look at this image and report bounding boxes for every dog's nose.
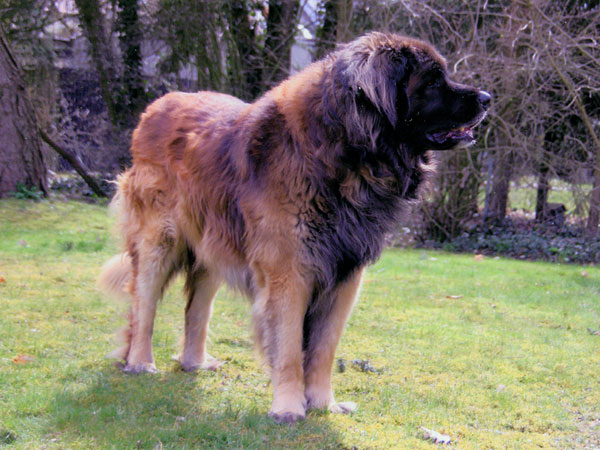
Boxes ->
[478,90,491,109]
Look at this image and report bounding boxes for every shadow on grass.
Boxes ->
[47,364,346,449]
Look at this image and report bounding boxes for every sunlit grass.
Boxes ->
[508,177,591,216]
[1,198,599,449]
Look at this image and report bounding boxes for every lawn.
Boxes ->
[1,198,599,449]
[508,177,591,217]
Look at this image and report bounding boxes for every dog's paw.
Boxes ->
[328,401,357,414]
[182,358,225,372]
[269,395,306,425]
[268,410,306,425]
[118,362,158,374]
[306,393,358,414]
[174,354,225,372]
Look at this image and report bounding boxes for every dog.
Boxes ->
[98,32,490,424]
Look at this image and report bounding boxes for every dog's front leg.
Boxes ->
[303,267,363,413]
[252,265,310,424]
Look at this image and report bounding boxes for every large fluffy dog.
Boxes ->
[99,32,490,423]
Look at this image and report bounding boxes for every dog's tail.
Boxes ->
[97,252,133,361]
[97,252,132,299]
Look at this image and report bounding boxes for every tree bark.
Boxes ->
[535,166,550,221]
[0,24,47,198]
[485,152,512,223]
[588,158,600,235]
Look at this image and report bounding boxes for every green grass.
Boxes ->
[1,198,599,449]
[507,177,591,216]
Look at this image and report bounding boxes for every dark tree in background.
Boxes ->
[0,24,47,197]
[158,0,301,100]
[117,0,146,118]
[314,0,338,59]
[158,0,225,92]
[74,0,121,124]
[262,0,300,90]
[314,0,353,59]
[75,0,147,126]
[226,1,263,101]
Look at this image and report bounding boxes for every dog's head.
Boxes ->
[335,32,490,151]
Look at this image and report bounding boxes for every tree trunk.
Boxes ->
[334,0,353,43]
[314,1,338,60]
[314,0,353,59]
[227,1,263,100]
[74,0,121,124]
[0,25,47,198]
[262,0,300,90]
[483,1,524,224]
[535,165,550,221]
[117,0,145,119]
[587,157,600,235]
[485,152,512,223]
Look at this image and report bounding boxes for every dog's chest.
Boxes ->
[298,180,404,290]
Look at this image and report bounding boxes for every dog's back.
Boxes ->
[130,91,247,169]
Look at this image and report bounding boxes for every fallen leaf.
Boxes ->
[12,354,35,364]
[0,276,5,283]
[420,426,452,444]
[446,295,463,299]
[474,254,484,261]
[587,328,600,336]
[17,239,29,247]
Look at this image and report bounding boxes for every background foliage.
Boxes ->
[1,0,599,242]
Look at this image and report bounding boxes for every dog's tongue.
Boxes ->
[430,126,474,143]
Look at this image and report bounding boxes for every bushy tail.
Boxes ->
[97,252,133,361]
[97,253,132,299]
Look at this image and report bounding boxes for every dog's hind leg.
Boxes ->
[177,265,223,371]
[122,242,180,374]
[303,267,364,413]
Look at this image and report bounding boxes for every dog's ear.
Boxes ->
[345,47,410,127]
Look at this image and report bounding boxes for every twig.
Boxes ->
[39,129,108,198]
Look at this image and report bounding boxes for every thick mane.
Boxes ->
[247,39,436,298]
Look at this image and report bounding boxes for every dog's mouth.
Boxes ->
[427,125,475,144]
[425,112,487,148]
